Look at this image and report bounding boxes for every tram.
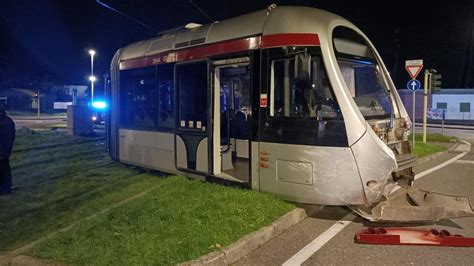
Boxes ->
[107,6,473,221]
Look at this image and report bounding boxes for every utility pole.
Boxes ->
[37,90,41,119]
[422,69,442,143]
[422,70,430,143]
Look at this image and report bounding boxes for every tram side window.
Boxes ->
[176,62,208,131]
[157,64,174,130]
[120,66,158,129]
[263,51,347,147]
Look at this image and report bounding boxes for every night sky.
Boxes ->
[1,0,473,93]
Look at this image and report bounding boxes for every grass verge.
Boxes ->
[1,131,294,265]
[412,142,446,158]
[29,176,294,265]
[411,133,457,158]
[414,133,457,143]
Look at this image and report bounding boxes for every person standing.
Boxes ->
[0,103,15,195]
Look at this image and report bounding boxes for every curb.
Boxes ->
[180,205,321,266]
[415,141,459,166]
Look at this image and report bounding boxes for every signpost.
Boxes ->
[405,59,423,147]
[428,108,447,135]
[407,79,421,91]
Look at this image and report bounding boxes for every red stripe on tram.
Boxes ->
[119,33,320,70]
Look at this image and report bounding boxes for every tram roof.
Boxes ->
[118,6,347,62]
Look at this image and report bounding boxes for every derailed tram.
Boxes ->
[107,6,474,221]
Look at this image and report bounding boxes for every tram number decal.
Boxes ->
[260,94,268,108]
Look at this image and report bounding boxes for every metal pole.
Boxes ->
[442,117,445,135]
[91,53,94,103]
[422,70,429,143]
[37,90,40,119]
[442,109,445,135]
[412,90,416,147]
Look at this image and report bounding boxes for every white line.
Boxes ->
[282,213,356,266]
[415,141,470,180]
[415,151,468,180]
[454,160,474,165]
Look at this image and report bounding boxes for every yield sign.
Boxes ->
[405,59,423,79]
[405,65,423,79]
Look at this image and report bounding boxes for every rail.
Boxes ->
[13,137,106,153]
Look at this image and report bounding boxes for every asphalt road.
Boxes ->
[236,128,474,265]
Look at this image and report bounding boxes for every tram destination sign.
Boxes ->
[405,59,423,80]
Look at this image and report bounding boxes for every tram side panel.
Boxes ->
[119,129,177,174]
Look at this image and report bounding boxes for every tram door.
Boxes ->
[211,58,251,183]
[175,61,211,174]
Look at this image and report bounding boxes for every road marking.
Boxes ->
[282,213,356,266]
[454,160,474,165]
[415,141,470,180]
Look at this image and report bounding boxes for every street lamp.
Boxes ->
[88,49,96,102]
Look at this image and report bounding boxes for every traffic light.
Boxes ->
[429,69,442,92]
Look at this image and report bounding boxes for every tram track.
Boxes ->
[12,137,106,153]
[4,168,145,223]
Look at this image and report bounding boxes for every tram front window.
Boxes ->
[333,26,393,119]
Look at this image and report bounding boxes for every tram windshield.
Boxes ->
[333,27,393,119]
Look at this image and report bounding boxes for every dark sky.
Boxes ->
[0,0,473,92]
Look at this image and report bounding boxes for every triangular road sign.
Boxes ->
[405,65,423,79]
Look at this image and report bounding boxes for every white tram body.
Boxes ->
[108,6,474,221]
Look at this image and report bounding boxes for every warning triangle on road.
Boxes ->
[405,65,423,79]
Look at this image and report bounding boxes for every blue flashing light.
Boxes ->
[92,101,108,110]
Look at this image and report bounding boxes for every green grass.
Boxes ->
[29,176,294,265]
[410,133,456,157]
[412,142,447,158]
[1,132,157,251]
[13,130,81,150]
[1,131,294,265]
[414,133,457,143]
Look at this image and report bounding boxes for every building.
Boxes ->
[398,88,474,123]
[0,88,44,111]
[431,89,474,121]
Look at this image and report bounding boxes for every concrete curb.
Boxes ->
[180,205,321,266]
[415,141,459,166]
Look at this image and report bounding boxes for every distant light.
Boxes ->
[89,49,96,56]
[92,116,98,121]
[92,101,107,109]
[89,75,97,82]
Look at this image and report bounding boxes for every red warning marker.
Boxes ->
[355,227,474,247]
